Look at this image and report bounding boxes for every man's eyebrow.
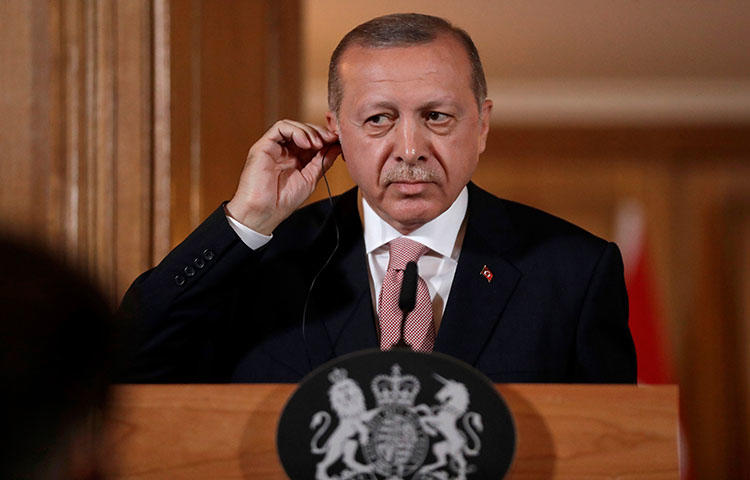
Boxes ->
[359,100,397,111]
[420,99,461,111]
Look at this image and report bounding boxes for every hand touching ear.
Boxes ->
[226,120,341,235]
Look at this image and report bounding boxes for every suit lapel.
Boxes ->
[303,188,378,370]
[435,184,522,366]
[288,184,522,373]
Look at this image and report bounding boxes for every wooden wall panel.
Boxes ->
[76,0,153,301]
[162,0,302,249]
[198,1,268,222]
[113,1,153,299]
[679,161,750,478]
[152,0,171,263]
[61,0,86,262]
[0,0,153,302]
[165,0,196,254]
[0,0,57,244]
[0,0,301,298]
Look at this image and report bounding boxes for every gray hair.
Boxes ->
[327,13,487,114]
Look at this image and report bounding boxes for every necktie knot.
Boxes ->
[387,237,429,271]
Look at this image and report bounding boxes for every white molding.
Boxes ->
[302,77,750,126]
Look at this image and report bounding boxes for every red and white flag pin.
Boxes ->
[480,265,493,283]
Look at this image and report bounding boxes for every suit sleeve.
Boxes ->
[118,205,260,382]
[574,242,637,383]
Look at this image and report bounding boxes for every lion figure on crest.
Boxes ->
[310,368,379,480]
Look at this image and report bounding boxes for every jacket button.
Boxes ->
[202,249,215,261]
[183,265,195,277]
[174,274,186,286]
[193,257,205,269]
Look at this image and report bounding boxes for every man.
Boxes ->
[121,13,636,383]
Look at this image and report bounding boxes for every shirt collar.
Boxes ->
[362,186,468,259]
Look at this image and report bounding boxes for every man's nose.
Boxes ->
[394,118,427,162]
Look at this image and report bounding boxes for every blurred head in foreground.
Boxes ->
[0,236,115,480]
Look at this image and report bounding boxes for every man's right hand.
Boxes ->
[226,120,341,235]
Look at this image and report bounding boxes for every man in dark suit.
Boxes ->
[121,13,636,384]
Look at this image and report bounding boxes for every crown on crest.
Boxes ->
[371,364,420,406]
[328,368,349,384]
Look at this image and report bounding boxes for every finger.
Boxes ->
[307,123,339,144]
[267,120,313,149]
[288,120,339,152]
[283,120,326,150]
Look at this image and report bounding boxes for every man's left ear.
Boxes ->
[325,111,338,135]
[478,99,493,154]
[325,111,344,161]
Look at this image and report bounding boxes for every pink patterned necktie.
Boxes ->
[378,237,435,352]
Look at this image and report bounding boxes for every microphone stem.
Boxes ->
[393,311,411,349]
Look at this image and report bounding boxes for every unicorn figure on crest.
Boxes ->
[415,375,483,480]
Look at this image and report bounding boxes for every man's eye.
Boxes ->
[426,111,449,123]
[366,114,388,125]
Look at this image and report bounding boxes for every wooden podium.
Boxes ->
[105,384,679,479]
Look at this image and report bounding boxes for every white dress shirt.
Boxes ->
[362,188,467,328]
[226,187,468,328]
[226,212,273,250]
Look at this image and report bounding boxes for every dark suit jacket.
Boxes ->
[120,183,636,383]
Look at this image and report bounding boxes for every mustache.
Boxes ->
[382,163,439,184]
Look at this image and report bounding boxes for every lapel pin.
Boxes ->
[480,265,493,283]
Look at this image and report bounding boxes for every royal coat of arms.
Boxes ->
[308,364,484,480]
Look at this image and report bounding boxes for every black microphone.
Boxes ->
[392,261,418,350]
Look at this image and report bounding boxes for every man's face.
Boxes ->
[326,35,492,234]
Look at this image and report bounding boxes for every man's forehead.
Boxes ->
[335,42,473,106]
[338,34,466,65]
